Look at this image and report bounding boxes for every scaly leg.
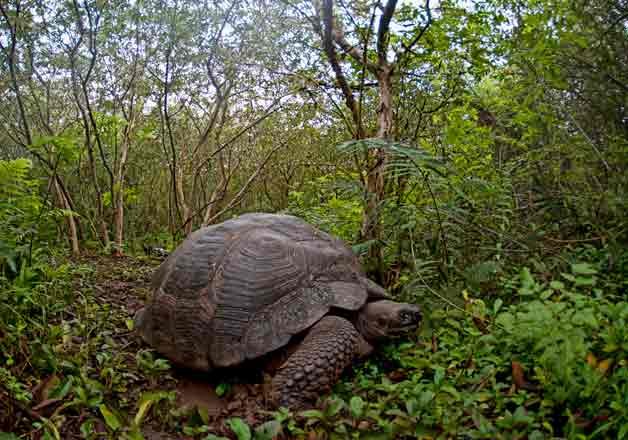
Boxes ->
[270,316,360,409]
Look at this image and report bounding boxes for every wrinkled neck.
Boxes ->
[355,308,378,342]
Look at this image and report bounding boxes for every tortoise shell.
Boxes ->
[135,213,387,371]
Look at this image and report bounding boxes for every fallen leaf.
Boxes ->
[511,361,527,390]
[32,375,59,403]
[473,316,489,334]
[32,398,62,412]
[597,359,612,375]
[586,352,597,367]
[511,361,539,391]
[388,369,406,382]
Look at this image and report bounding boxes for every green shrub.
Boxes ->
[0,158,60,279]
[269,249,628,439]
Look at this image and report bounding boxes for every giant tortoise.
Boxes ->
[134,213,421,408]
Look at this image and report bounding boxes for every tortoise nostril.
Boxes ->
[400,310,421,325]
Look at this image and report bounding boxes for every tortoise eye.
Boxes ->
[377,318,386,327]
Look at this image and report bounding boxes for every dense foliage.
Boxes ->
[1,0,626,438]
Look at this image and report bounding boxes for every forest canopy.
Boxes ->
[1,0,627,438]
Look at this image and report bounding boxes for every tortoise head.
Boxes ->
[356,300,422,342]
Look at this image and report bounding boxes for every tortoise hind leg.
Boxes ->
[270,316,361,409]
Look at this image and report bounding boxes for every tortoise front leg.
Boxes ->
[270,316,362,409]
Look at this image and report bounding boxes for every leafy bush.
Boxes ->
[0,158,60,279]
[263,249,628,439]
[287,173,363,244]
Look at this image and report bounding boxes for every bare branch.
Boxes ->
[204,141,287,225]
[376,0,398,64]
[206,0,239,67]
[357,4,378,141]
[73,0,115,197]
[0,1,33,146]
[330,27,369,67]
[177,155,240,233]
[322,0,362,136]
[398,0,432,61]
[191,81,233,158]
[280,0,320,33]
[193,95,286,179]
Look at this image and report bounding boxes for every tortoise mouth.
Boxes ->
[389,323,420,336]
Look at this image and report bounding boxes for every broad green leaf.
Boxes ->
[561,273,576,282]
[325,397,345,417]
[80,420,95,439]
[334,423,348,434]
[571,262,597,275]
[419,390,435,408]
[123,427,145,440]
[496,312,515,332]
[540,289,554,299]
[198,406,210,425]
[433,367,445,385]
[227,418,251,440]
[215,382,230,397]
[529,430,544,440]
[512,406,533,425]
[518,267,537,295]
[253,420,282,440]
[405,398,419,416]
[360,434,392,440]
[299,409,324,419]
[549,280,565,291]
[574,276,596,286]
[386,404,410,415]
[349,396,365,418]
[134,391,168,426]
[4,255,17,273]
[99,404,122,431]
[441,385,460,398]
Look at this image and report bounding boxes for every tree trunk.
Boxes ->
[53,177,80,256]
[176,141,193,236]
[85,141,111,248]
[69,51,110,249]
[0,4,81,256]
[361,66,393,282]
[202,185,224,226]
[202,103,230,227]
[112,133,131,256]
[203,152,228,226]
